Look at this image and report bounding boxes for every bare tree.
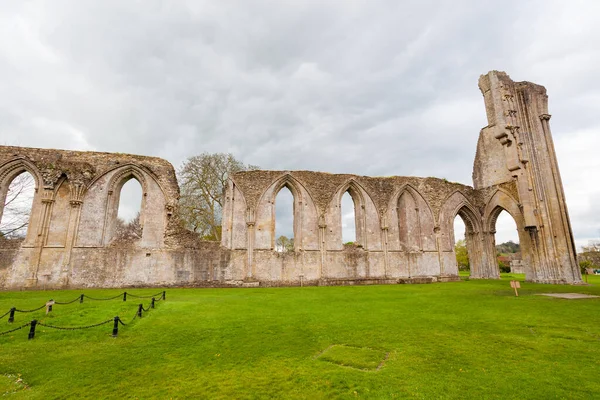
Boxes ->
[178,153,258,241]
[0,173,35,239]
[113,212,143,242]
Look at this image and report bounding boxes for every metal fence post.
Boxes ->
[123,292,127,302]
[8,307,15,323]
[137,304,143,318]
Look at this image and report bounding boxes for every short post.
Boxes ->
[112,317,119,337]
[80,294,84,303]
[151,298,155,309]
[8,307,15,323]
[28,320,37,340]
[123,292,127,302]
[137,304,143,318]
[46,300,55,314]
[510,280,520,297]
[162,291,166,301]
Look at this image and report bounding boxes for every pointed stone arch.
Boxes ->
[482,188,545,282]
[438,190,491,279]
[0,158,43,244]
[326,178,381,251]
[253,173,319,252]
[387,184,436,252]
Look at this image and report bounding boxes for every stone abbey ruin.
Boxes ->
[0,71,582,289]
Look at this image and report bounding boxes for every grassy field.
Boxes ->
[1,274,599,399]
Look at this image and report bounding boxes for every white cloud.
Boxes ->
[0,0,598,250]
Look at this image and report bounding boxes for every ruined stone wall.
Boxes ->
[0,70,581,289]
[0,146,230,289]
[222,171,486,285]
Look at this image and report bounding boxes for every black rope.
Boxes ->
[0,308,12,320]
[14,304,46,313]
[54,296,81,305]
[126,291,164,299]
[0,322,31,336]
[38,319,113,330]
[83,293,124,301]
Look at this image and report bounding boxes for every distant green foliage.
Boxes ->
[580,259,594,274]
[498,260,511,273]
[276,235,294,252]
[496,240,520,254]
[455,239,470,271]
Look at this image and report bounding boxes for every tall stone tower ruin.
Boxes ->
[473,71,580,283]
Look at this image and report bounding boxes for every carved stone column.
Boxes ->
[28,187,55,286]
[380,210,389,278]
[318,214,326,279]
[61,181,86,285]
[245,208,255,280]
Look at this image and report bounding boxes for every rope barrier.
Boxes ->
[1,291,167,323]
[0,308,12,320]
[14,304,46,313]
[1,293,163,339]
[0,322,31,336]
[54,296,82,305]
[126,291,164,299]
[38,319,113,331]
[83,293,125,301]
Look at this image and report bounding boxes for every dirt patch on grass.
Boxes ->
[538,293,599,299]
[315,344,389,371]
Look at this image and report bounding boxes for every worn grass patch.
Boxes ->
[317,345,388,371]
[0,373,30,396]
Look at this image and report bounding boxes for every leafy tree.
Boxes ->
[455,239,470,271]
[579,240,600,269]
[496,240,520,254]
[498,260,511,273]
[579,260,594,274]
[178,153,258,241]
[276,235,294,252]
[0,173,35,239]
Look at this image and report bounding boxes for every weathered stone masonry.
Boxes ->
[0,71,582,289]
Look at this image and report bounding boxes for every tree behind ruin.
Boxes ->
[178,153,258,241]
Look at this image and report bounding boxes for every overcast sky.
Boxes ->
[1,1,599,249]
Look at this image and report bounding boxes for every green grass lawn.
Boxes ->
[1,274,599,399]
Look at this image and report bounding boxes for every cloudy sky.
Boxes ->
[1,1,599,249]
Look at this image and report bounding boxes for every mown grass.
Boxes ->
[1,274,599,399]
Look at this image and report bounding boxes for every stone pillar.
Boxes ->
[318,214,326,279]
[29,187,55,286]
[380,210,389,278]
[245,208,255,280]
[61,182,86,286]
[475,230,500,279]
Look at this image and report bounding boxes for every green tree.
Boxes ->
[276,235,294,252]
[455,239,470,271]
[178,153,258,241]
[579,259,594,274]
